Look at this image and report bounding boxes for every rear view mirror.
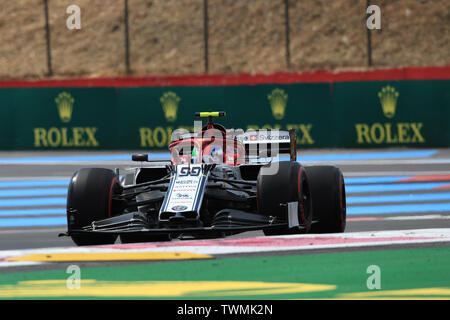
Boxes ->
[132,154,148,162]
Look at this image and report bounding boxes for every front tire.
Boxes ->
[66,168,121,246]
[257,161,312,236]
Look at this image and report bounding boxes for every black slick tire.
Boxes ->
[66,168,120,246]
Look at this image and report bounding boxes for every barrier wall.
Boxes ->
[0,67,449,150]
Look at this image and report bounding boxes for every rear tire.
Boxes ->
[67,168,121,246]
[257,161,312,236]
[305,166,346,233]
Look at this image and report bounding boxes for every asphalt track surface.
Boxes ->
[0,148,449,251]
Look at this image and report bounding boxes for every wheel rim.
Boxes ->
[298,168,311,231]
[301,176,312,230]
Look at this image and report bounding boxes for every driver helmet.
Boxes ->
[209,144,223,163]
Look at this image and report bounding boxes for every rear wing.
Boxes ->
[236,129,297,162]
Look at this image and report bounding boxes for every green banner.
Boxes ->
[333,81,450,147]
[0,80,448,150]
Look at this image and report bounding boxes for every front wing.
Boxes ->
[61,208,303,238]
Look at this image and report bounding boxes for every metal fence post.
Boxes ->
[203,0,209,73]
[43,0,53,76]
[284,0,291,70]
[124,0,131,74]
[366,0,373,67]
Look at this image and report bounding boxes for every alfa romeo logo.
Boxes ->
[171,205,188,211]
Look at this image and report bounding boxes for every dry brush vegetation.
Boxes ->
[0,0,448,79]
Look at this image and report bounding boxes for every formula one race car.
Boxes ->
[63,112,346,245]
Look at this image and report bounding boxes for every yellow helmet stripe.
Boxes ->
[195,111,226,118]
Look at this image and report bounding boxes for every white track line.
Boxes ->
[0,261,42,268]
[0,229,449,268]
[384,215,450,221]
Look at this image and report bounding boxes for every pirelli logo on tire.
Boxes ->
[354,86,425,145]
[33,92,99,148]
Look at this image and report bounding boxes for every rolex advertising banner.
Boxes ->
[0,80,448,150]
[333,81,450,148]
[118,83,332,149]
[0,88,117,150]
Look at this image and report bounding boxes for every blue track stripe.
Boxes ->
[0,175,433,189]
[0,149,437,164]
[0,175,442,189]
[0,197,66,207]
[0,188,67,198]
[0,153,171,164]
[0,208,65,216]
[0,179,69,189]
[346,182,448,193]
[0,155,130,163]
[348,202,450,215]
[297,150,437,162]
[344,176,411,185]
[347,193,450,204]
[0,217,66,227]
